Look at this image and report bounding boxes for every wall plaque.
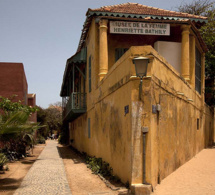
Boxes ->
[110,21,170,36]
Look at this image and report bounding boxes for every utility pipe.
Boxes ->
[142,132,146,184]
[142,130,150,185]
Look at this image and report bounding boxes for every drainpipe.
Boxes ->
[142,127,149,184]
[139,78,143,100]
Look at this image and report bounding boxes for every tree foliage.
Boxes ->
[177,0,214,16]
[0,111,38,141]
[0,96,37,119]
[37,102,62,138]
[200,10,215,79]
[0,96,40,160]
[0,96,38,141]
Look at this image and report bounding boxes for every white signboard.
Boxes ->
[110,21,170,36]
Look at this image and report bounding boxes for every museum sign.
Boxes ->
[110,21,170,36]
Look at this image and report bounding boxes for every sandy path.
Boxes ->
[57,144,128,195]
[152,148,215,195]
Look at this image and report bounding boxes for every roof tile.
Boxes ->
[88,2,207,19]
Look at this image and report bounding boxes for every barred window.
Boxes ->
[89,56,91,92]
[195,48,201,94]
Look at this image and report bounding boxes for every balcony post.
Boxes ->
[71,93,74,109]
[181,25,190,82]
[99,19,108,81]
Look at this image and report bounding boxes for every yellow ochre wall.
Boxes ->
[130,46,208,187]
[70,25,140,183]
[68,17,214,189]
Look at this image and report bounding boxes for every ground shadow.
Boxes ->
[21,159,36,164]
[57,145,84,164]
[0,178,22,192]
[57,144,127,190]
[207,142,215,149]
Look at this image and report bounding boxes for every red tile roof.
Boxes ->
[88,2,207,20]
[75,3,207,52]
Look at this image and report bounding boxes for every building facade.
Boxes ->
[60,3,214,193]
[0,62,28,104]
[28,93,37,123]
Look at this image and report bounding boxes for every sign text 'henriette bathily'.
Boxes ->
[110,21,170,36]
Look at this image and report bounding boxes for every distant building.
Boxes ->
[0,62,28,104]
[0,62,37,122]
[28,93,37,123]
[60,3,214,193]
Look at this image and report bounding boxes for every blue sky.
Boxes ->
[0,0,194,108]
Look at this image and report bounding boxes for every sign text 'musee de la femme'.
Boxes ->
[110,21,170,35]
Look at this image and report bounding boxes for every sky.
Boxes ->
[0,0,194,108]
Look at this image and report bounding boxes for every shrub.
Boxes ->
[85,155,114,177]
[36,135,46,144]
[58,132,67,144]
[0,153,8,170]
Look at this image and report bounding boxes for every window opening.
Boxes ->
[195,47,201,94]
[88,118,91,138]
[89,56,91,92]
[115,48,128,62]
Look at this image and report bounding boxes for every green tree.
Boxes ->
[0,111,37,141]
[177,0,215,105]
[36,106,49,138]
[36,102,62,138]
[0,96,40,158]
[0,96,37,119]
[177,0,213,15]
[46,107,62,134]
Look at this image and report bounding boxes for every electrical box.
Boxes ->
[152,104,161,113]
[157,104,161,112]
[152,105,157,114]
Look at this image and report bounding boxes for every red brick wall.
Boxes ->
[0,62,28,104]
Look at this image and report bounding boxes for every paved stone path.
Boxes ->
[14,140,72,195]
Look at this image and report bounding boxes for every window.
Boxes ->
[197,118,200,130]
[195,47,201,94]
[115,48,128,62]
[88,118,91,138]
[89,56,91,92]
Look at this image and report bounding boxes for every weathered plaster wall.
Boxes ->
[119,46,210,187]
[138,46,207,187]
[68,29,213,189]
[85,18,99,95]
[69,48,137,184]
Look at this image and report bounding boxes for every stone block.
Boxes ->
[131,184,152,195]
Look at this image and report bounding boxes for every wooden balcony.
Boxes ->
[62,92,86,121]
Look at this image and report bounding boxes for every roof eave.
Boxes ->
[77,12,207,52]
[87,11,208,23]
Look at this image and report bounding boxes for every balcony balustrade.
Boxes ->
[62,92,86,121]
